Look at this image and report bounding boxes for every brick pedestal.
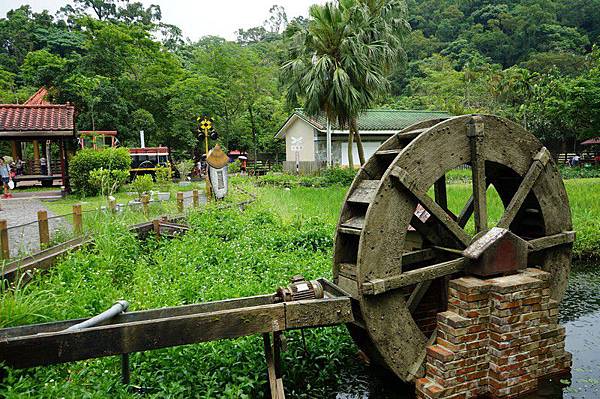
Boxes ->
[416,268,571,399]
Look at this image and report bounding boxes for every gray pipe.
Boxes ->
[66,300,129,331]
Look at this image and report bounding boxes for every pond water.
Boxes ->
[334,264,600,399]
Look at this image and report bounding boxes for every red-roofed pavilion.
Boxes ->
[0,87,75,189]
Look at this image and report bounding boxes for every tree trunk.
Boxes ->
[347,127,354,170]
[352,117,365,166]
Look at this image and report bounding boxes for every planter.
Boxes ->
[157,192,171,201]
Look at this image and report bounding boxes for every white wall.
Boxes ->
[341,141,382,166]
[285,117,315,162]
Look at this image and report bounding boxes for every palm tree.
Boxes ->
[283,0,408,168]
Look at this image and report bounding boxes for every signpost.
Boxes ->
[198,116,214,200]
[291,136,303,174]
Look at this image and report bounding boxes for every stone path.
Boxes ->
[0,198,70,258]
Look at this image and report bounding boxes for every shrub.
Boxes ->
[131,174,153,199]
[88,168,129,197]
[320,166,357,186]
[229,159,241,173]
[155,166,172,191]
[69,148,131,196]
[175,160,194,180]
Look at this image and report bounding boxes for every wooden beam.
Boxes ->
[0,296,353,369]
[362,257,467,296]
[391,166,471,248]
[497,147,550,229]
[468,116,488,233]
[434,175,448,212]
[528,231,575,252]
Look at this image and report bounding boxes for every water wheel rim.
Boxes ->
[334,114,573,382]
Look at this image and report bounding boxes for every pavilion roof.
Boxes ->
[0,104,75,137]
[24,87,51,105]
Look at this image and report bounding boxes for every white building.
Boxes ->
[275,108,451,171]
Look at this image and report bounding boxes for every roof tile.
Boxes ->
[0,105,75,132]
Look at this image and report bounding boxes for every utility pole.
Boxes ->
[249,105,258,174]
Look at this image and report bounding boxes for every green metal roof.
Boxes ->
[294,108,452,131]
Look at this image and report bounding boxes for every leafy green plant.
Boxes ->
[88,168,129,197]
[69,148,131,196]
[175,160,194,180]
[131,174,153,199]
[228,159,241,173]
[155,166,172,192]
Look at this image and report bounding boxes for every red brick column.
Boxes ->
[416,268,571,399]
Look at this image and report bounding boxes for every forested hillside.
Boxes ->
[0,0,598,158]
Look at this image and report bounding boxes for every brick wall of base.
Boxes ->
[416,268,571,399]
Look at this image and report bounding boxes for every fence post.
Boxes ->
[38,210,50,247]
[0,220,8,259]
[153,219,161,240]
[192,189,199,208]
[109,198,117,214]
[141,195,149,217]
[177,192,184,213]
[73,204,83,235]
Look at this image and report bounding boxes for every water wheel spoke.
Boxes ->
[362,257,467,295]
[457,195,474,228]
[497,147,551,229]
[434,175,449,213]
[407,280,432,313]
[391,166,471,248]
[528,231,575,252]
[468,116,488,233]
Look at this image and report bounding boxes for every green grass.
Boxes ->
[0,178,598,397]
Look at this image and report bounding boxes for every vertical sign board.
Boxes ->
[291,137,304,174]
[207,144,229,199]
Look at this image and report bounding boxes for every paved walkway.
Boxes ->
[0,198,70,258]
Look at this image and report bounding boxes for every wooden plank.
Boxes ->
[1,236,91,282]
[402,248,437,265]
[407,280,432,313]
[0,294,275,339]
[337,274,359,298]
[391,166,471,247]
[396,128,428,141]
[528,231,575,252]
[0,303,287,369]
[347,180,379,204]
[341,215,365,230]
[263,333,279,399]
[376,149,402,156]
[338,227,361,236]
[468,116,488,233]
[338,262,357,279]
[362,258,467,296]
[497,147,550,229]
[0,219,8,259]
[284,297,353,329]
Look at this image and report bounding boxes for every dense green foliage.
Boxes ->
[1,0,598,161]
[69,147,131,195]
[0,206,358,398]
[255,167,357,188]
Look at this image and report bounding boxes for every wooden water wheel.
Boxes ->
[333,114,574,382]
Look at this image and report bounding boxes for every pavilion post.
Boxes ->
[60,138,70,192]
[10,141,18,160]
[32,139,40,174]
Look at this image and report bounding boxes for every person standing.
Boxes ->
[0,158,12,198]
[40,157,48,175]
